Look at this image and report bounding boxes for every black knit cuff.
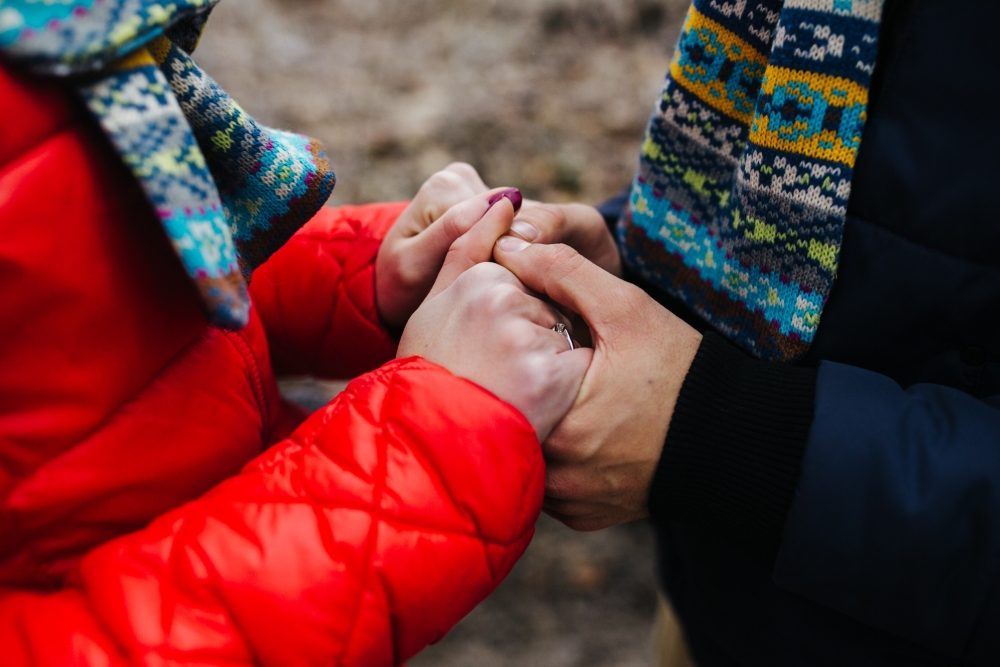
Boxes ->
[649,332,818,566]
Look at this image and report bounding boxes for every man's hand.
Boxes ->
[508,203,622,278]
[494,237,702,530]
[399,199,592,442]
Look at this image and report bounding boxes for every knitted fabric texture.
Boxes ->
[0,0,336,329]
[620,0,884,361]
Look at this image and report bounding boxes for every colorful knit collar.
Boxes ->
[620,0,885,362]
[0,0,337,329]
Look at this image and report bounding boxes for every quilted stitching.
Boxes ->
[60,359,542,666]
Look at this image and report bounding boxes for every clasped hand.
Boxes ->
[382,164,701,529]
[378,163,615,441]
[397,195,592,441]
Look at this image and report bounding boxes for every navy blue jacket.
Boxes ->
[603,1,1000,663]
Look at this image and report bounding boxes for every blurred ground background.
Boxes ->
[197,2,688,664]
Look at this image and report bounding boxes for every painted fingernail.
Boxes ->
[487,187,523,213]
[510,220,540,241]
[496,235,531,252]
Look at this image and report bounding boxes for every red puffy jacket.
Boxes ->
[0,63,543,665]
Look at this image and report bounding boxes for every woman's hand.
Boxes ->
[399,197,592,441]
[377,162,518,329]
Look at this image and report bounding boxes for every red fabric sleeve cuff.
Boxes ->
[251,202,409,379]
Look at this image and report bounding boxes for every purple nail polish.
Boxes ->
[487,188,523,213]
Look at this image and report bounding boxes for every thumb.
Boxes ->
[409,187,521,261]
[426,196,518,299]
[493,239,627,328]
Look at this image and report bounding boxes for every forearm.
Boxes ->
[648,332,816,564]
[650,334,1000,662]
[4,359,541,666]
[775,362,1000,662]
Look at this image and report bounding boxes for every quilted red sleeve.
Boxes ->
[250,202,409,379]
[0,358,543,666]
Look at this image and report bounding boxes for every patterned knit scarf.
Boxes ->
[0,0,336,329]
[620,0,884,361]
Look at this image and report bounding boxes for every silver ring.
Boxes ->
[551,323,575,350]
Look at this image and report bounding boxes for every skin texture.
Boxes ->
[376,163,493,329]
[494,238,703,530]
[375,163,623,329]
[507,203,623,279]
[398,201,592,442]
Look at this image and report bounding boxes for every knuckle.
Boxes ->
[444,162,480,181]
[467,261,507,282]
[454,262,505,294]
[421,205,442,226]
[548,242,584,266]
[417,172,468,222]
[542,204,569,230]
[498,318,527,348]
[483,283,522,316]
[425,170,462,190]
[543,244,589,283]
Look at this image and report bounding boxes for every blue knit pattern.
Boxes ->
[153,39,336,279]
[0,0,218,74]
[0,0,337,330]
[620,0,884,361]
